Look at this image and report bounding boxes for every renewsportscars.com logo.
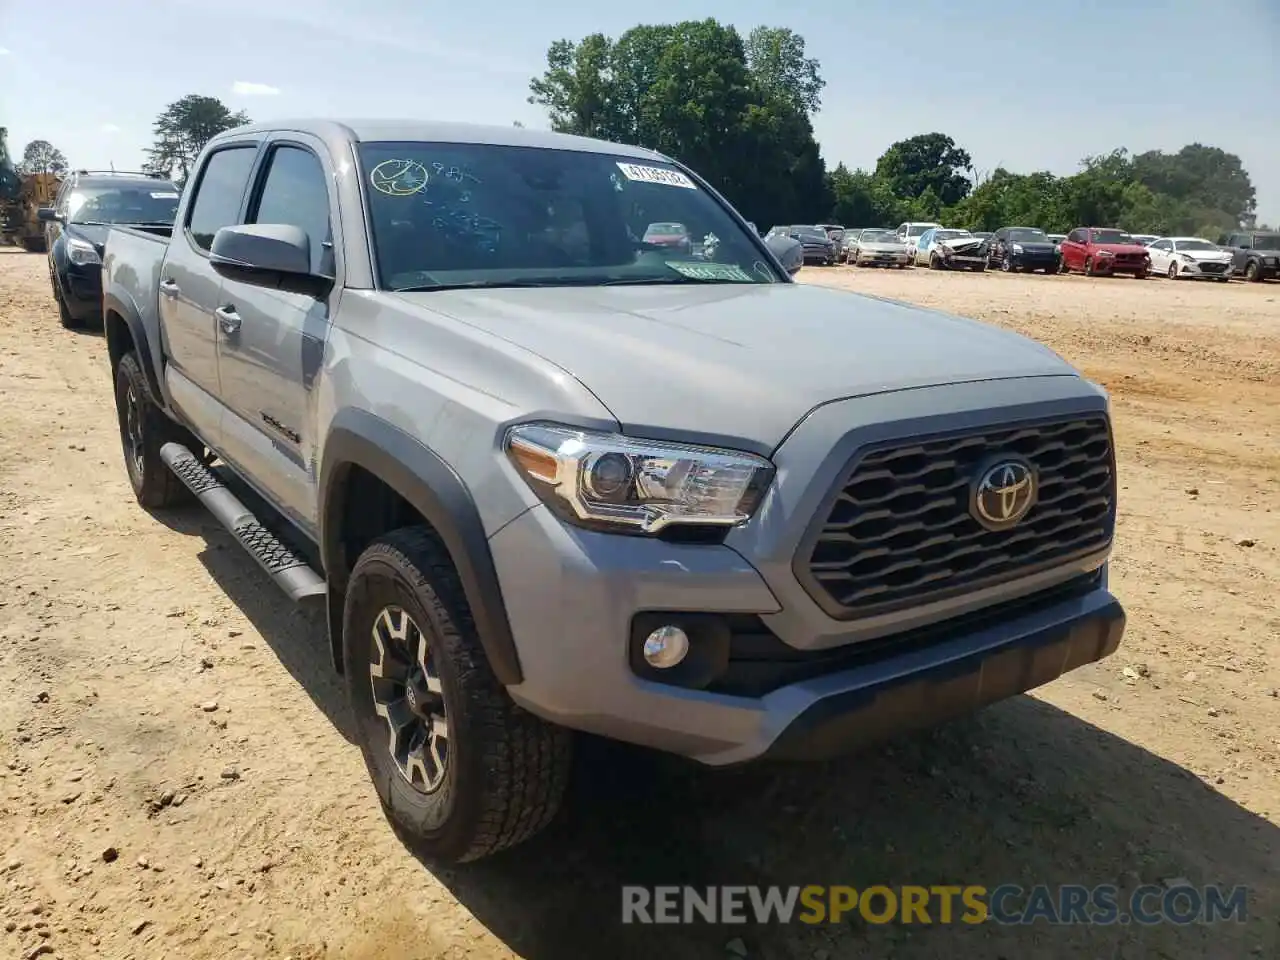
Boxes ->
[621,884,1248,926]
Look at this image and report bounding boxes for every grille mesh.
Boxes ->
[803,417,1115,617]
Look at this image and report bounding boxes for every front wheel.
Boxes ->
[929,252,942,270]
[1167,263,1178,280]
[50,269,81,329]
[1001,255,1014,272]
[1245,261,1261,282]
[114,353,195,508]
[343,528,572,863]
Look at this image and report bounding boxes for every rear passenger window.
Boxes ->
[187,147,258,251]
[250,146,333,276]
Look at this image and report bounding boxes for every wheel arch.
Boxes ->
[318,409,523,686]
[103,292,163,405]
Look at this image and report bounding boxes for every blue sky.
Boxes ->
[2,0,1277,224]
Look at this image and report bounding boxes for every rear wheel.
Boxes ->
[113,353,196,508]
[343,528,572,863]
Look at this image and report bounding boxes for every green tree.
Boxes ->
[1131,144,1255,225]
[145,95,249,184]
[743,26,824,115]
[875,133,973,208]
[528,20,830,228]
[827,163,901,227]
[18,139,68,176]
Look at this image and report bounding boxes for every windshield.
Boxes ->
[1175,240,1218,252]
[794,226,828,240]
[860,230,897,243]
[1008,228,1048,242]
[67,185,180,225]
[906,224,933,237]
[935,230,970,242]
[358,142,781,290]
[1091,229,1135,244]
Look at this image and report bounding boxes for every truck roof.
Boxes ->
[208,118,668,162]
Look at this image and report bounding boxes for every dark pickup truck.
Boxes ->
[1220,230,1280,282]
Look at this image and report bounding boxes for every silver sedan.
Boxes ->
[850,228,913,268]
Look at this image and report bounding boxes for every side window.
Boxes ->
[187,147,258,252]
[1068,229,1085,244]
[994,228,1007,240]
[1152,240,1170,252]
[1239,235,1253,249]
[250,145,333,276]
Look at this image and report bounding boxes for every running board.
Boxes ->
[159,443,326,602]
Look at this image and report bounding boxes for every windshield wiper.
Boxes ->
[600,275,756,285]
[393,278,601,293]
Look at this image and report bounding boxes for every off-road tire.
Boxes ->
[113,352,195,508]
[343,527,572,863]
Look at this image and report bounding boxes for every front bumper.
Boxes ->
[940,250,987,268]
[856,251,912,266]
[1009,251,1060,269]
[492,378,1123,766]
[1177,259,1233,278]
[59,262,103,320]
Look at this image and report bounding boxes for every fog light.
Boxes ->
[642,626,689,669]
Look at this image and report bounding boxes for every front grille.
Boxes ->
[801,417,1115,619]
[1198,262,1227,274]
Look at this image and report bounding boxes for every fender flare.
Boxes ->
[102,291,164,405]
[318,409,523,686]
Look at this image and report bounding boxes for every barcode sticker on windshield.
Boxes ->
[616,163,696,189]
[151,192,179,199]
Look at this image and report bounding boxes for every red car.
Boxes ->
[1059,227,1151,278]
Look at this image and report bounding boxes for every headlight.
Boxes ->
[67,237,101,266]
[505,423,774,534]
[1011,243,1024,254]
[1179,253,1195,263]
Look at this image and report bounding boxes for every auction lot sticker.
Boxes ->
[616,162,697,189]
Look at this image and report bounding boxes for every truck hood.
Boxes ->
[394,283,1076,453]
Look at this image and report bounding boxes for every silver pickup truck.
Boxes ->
[101,119,1125,863]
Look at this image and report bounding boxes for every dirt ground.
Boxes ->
[1,247,1278,960]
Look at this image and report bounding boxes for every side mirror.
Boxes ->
[37,207,58,223]
[209,224,331,296]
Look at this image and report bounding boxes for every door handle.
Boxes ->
[215,305,242,335]
[159,279,180,299]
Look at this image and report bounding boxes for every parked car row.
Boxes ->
[779,221,1280,284]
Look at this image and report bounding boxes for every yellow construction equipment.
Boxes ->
[1,128,62,252]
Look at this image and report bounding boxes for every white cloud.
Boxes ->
[0,47,11,55]
[231,81,280,96]
[100,123,121,135]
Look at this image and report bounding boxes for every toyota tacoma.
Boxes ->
[100,119,1125,863]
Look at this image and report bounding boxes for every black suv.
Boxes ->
[40,170,181,328]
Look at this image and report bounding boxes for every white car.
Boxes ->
[915,227,988,271]
[1145,237,1233,282]
[1129,234,1160,247]
[895,220,942,255]
[849,228,913,267]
